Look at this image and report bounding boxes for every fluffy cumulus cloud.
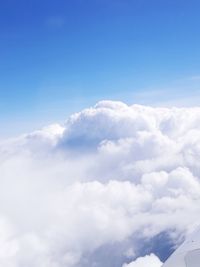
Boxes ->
[122,254,163,267]
[2,100,200,266]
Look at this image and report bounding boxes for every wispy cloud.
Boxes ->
[45,16,65,29]
[188,75,200,81]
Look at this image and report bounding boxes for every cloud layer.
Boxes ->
[1,100,200,266]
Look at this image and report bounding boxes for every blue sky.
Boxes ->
[1,0,200,137]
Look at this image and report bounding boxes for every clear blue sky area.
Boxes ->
[1,0,200,136]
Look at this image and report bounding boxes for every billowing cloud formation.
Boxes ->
[123,254,162,267]
[1,101,200,266]
[122,254,163,267]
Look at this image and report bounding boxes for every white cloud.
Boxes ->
[122,254,163,267]
[1,101,200,266]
